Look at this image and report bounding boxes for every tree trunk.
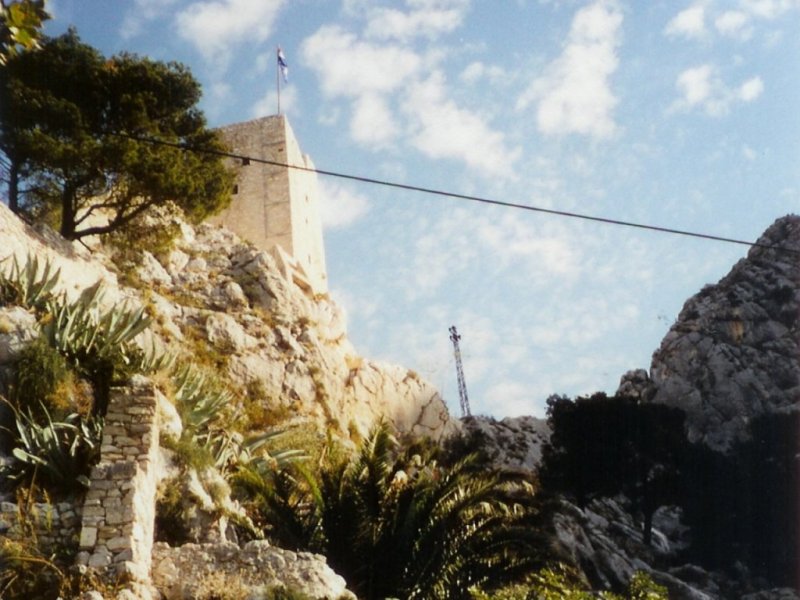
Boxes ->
[60,183,76,239]
[8,159,19,213]
[643,508,653,546]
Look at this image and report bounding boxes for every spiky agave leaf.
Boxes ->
[170,363,231,435]
[0,400,102,494]
[0,253,61,311]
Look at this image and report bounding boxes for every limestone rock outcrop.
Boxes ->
[0,202,454,442]
[460,415,550,472]
[622,215,800,451]
[0,204,125,304]
[151,541,356,599]
[139,219,454,440]
[547,497,799,600]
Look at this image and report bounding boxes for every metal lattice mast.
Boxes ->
[449,326,471,417]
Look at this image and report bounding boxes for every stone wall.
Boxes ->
[76,376,160,594]
[210,115,328,293]
[0,500,81,557]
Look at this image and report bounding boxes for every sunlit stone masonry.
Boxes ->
[77,376,160,596]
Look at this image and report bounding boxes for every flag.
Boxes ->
[277,47,288,83]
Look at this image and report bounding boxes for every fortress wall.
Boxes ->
[285,135,328,294]
[211,115,328,293]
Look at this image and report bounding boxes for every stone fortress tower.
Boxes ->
[211,115,328,293]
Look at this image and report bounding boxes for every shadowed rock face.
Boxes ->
[646,215,800,451]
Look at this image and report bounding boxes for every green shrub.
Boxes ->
[0,400,102,496]
[238,423,542,600]
[0,254,60,312]
[154,475,195,546]
[473,567,669,600]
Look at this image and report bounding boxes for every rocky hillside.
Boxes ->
[0,202,454,442]
[460,415,550,472]
[621,215,800,451]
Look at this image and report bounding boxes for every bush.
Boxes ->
[9,337,93,420]
[0,400,102,496]
[238,423,542,600]
[472,567,668,600]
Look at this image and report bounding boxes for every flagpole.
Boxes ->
[276,46,281,115]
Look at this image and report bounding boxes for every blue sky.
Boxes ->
[42,0,800,418]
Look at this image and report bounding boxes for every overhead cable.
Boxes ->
[106,132,800,256]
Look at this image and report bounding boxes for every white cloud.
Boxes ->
[529,297,639,347]
[364,0,469,41]
[517,0,623,139]
[120,0,179,39]
[740,0,799,19]
[676,64,713,105]
[477,213,580,276]
[739,76,764,101]
[318,180,371,230]
[664,3,707,39]
[175,0,285,68]
[715,10,752,39]
[742,145,757,160]
[403,73,520,177]
[479,381,542,417]
[671,65,763,116]
[350,94,400,147]
[301,26,421,98]
[405,206,582,299]
[302,17,518,179]
[667,0,800,44]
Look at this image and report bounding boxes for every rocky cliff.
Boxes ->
[0,202,454,442]
[621,215,800,451]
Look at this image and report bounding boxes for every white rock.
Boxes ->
[137,251,172,286]
[151,541,356,600]
[0,306,38,365]
[157,394,182,442]
[0,203,123,305]
[165,249,190,277]
[205,312,255,352]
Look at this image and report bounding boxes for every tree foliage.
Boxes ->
[681,411,800,586]
[0,29,233,239]
[539,393,687,545]
[0,0,48,64]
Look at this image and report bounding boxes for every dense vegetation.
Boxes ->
[540,393,686,545]
[0,29,233,239]
[540,392,800,591]
[680,411,799,587]
[235,423,543,599]
[0,0,48,64]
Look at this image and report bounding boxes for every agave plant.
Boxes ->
[243,423,542,600]
[171,363,231,436]
[35,282,153,415]
[0,400,102,495]
[41,283,151,369]
[0,254,61,312]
